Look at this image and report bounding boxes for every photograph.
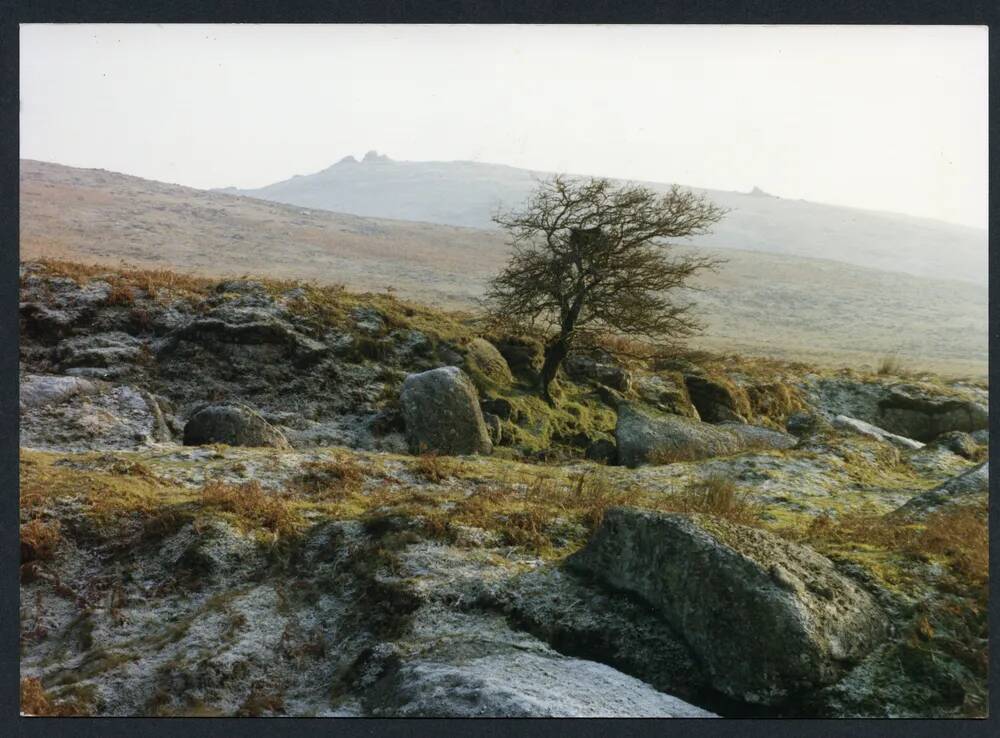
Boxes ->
[16,23,989,719]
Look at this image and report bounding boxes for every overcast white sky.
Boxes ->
[20,24,988,228]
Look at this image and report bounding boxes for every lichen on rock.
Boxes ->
[567,508,889,704]
[399,366,493,456]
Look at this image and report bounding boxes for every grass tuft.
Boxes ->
[201,480,298,536]
[919,502,988,595]
[20,677,53,716]
[666,474,764,526]
[20,518,62,563]
[571,471,641,532]
[877,354,905,376]
[289,456,365,499]
[104,282,136,306]
[782,499,987,601]
[237,686,285,717]
[33,257,215,298]
[413,453,450,483]
[20,677,88,716]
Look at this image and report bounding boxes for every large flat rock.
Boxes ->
[368,652,715,717]
[568,508,889,704]
[364,605,714,718]
[616,403,795,467]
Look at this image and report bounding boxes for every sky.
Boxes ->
[20,24,988,229]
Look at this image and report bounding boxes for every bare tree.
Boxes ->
[484,175,726,404]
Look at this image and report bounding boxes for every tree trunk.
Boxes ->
[540,337,569,406]
[541,295,585,405]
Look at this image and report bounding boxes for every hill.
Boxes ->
[20,159,987,376]
[222,151,987,285]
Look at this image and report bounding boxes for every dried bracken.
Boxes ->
[201,480,298,536]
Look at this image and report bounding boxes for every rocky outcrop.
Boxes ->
[400,367,492,455]
[832,415,924,450]
[802,376,889,425]
[683,374,750,423]
[785,410,833,438]
[564,354,631,393]
[362,601,713,718]
[805,377,987,444]
[615,403,793,467]
[56,331,144,373]
[876,384,988,442]
[367,650,714,718]
[633,373,699,418]
[927,431,982,460]
[463,338,513,386]
[20,383,173,452]
[342,541,716,717]
[616,404,738,466]
[19,276,113,339]
[890,463,988,520]
[171,304,328,365]
[20,374,99,411]
[17,269,504,455]
[568,509,889,704]
[183,403,291,449]
[495,566,708,702]
[493,335,544,379]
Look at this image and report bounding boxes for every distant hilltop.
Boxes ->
[217,152,986,285]
[333,150,393,166]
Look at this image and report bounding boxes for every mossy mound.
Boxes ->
[463,337,514,390]
[493,388,618,457]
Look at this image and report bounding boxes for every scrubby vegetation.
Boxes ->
[23,257,820,464]
[667,475,764,526]
[20,676,91,717]
[485,176,725,402]
[18,258,989,718]
[201,481,300,537]
[877,354,906,377]
[287,456,366,498]
[26,257,219,300]
[20,518,61,563]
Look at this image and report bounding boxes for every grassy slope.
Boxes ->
[20,159,987,378]
[231,155,987,285]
